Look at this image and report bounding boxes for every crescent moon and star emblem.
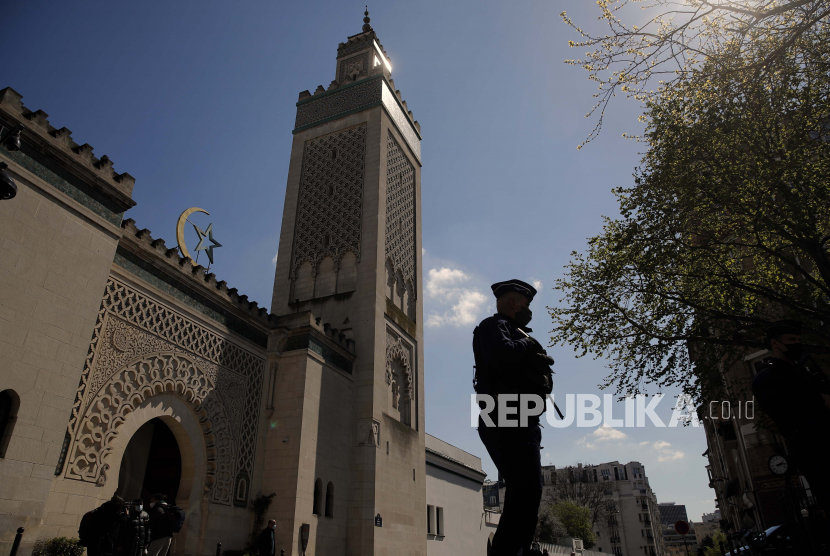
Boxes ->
[176,207,222,266]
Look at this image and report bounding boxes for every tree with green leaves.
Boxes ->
[562,0,830,147]
[550,500,597,549]
[704,530,727,556]
[536,504,568,544]
[550,25,830,403]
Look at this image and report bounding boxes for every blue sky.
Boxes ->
[3,0,713,521]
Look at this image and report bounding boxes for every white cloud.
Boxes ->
[651,440,685,462]
[576,424,627,449]
[272,252,279,266]
[533,280,543,290]
[593,425,628,441]
[425,267,487,327]
[639,441,650,447]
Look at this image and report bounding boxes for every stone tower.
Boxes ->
[267,11,426,556]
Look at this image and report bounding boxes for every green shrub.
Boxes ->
[32,538,85,556]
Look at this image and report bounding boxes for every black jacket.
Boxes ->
[148,503,169,541]
[257,527,275,556]
[124,510,150,556]
[473,313,552,426]
[88,500,124,555]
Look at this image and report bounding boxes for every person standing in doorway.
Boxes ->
[257,519,276,556]
[124,498,151,556]
[147,494,173,556]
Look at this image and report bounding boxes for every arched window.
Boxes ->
[325,482,334,517]
[313,478,322,515]
[392,382,398,409]
[0,390,19,458]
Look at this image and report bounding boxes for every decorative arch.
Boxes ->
[65,351,235,505]
[58,277,264,509]
[385,335,413,399]
[103,393,208,555]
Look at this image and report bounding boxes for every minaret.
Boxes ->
[268,10,425,555]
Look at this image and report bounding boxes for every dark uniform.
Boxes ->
[123,500,151,556]
[474,280,552,556]
[753,356,830,513]
[86,498,125,556]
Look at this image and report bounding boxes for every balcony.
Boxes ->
[643,519,651,526]
[610,536,621,544]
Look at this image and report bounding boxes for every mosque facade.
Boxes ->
[0,14,425,556]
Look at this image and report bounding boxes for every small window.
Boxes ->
[331,148,338,159]
[0,390,19,458]
[436,507,444,536]
[427,505,434,534]
[374,55,381,68]
[325,482,334,517]
[313,478,322,515]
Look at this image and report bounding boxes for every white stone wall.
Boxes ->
[0,160,123,554]
[424,436,493,556]
[270,93,427,555]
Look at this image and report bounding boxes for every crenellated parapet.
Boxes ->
[0,87,137,214]
[294,74,422,163]
[119,218,275,328]
[117,218,358,359]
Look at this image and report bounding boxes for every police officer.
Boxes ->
[752,320,830,514]
[474,279,553,556]
[123,498,151,556]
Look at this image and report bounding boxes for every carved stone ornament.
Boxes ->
[356,418,380,447]
[385,131,416,300]
[290,124,367,278]
[60,278,265,507]
[339,53,369,82]
[385,332,413,399]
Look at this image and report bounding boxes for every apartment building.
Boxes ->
[539,461,665,556]
[700,347,822,535]
[658,503,698,556]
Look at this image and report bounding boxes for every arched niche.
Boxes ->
[316,257,336,298]
[338,251,358,293]
[293,261,315,302]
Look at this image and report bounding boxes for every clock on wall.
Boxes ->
[768,454,789,475]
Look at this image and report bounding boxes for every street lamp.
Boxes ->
[0,124,24,200]
[1,125,22,152]
[0,163,16,200]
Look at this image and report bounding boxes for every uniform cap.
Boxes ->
[490,279,537,302]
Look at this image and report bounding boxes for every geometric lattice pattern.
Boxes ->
[385,130,416,296]
[60,278,265,506]
[291,124,367,276]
